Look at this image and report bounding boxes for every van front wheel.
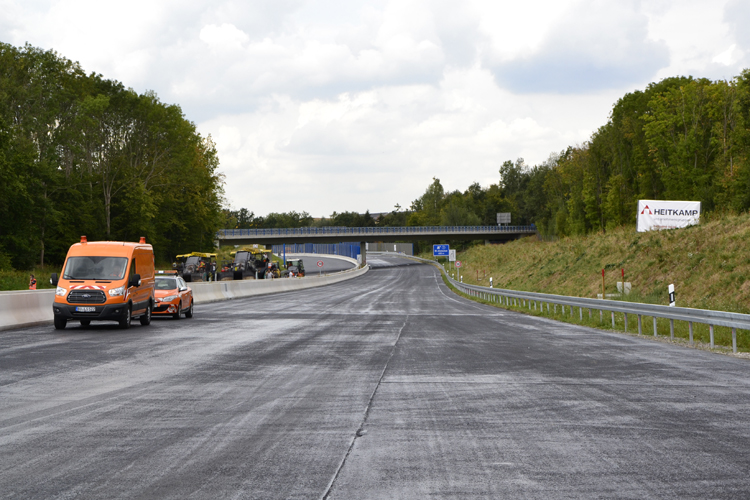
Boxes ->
[119,306,132,329]
[139,302,152,326]
[54,317,67,330]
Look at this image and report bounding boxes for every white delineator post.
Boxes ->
[668,284,676,307]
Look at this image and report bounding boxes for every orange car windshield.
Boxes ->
[155,277,178,290]
[63,256,128,280]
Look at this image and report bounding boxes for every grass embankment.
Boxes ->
[430,212,750,353]
[0,268,56,291]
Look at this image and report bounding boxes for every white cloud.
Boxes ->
[484,0,670,93]
[713,44,741,66]
[199,23,250,50]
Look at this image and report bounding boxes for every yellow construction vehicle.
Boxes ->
[174,252,217,282]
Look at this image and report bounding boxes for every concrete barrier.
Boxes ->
[1,262,369,331]
[284,253,359,267]
[191,264,369,304]
[0,289,56,330]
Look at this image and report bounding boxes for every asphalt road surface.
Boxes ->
[2,255,750,499]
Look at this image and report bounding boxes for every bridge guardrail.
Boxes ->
[400,254,748,354]
[218,225,536,238]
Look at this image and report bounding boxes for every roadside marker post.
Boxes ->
[317,260,324,277]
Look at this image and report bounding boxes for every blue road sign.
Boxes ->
[433,244,449,256]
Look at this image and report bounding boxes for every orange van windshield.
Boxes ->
[63,256,129,280]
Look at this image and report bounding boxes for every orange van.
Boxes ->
[50,236,156,330]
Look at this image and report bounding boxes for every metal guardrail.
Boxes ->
[218,225,536,238]
[401,255,747,353]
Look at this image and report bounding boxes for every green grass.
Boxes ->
[0,267,57,291]
[426,212,750,315]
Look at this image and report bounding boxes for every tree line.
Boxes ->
[0,43,224,269]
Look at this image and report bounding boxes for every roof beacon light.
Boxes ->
[140,237,146,243]
[80,236,87,244]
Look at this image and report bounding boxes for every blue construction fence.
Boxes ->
[272,243,361,260]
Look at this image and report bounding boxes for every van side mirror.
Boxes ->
[128,273,141,288]
[50,273,58,286]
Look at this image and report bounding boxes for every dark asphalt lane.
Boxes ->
[1,255,750,499]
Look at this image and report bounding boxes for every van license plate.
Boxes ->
[76,306,95,312]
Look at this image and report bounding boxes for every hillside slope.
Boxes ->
[451,213,750,314]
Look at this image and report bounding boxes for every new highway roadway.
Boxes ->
[1,255,750,499]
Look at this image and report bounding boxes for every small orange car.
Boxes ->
[153,270,194,319]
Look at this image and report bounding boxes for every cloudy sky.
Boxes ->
[3,0,749,217]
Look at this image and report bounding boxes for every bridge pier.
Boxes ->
[360,242,366,266]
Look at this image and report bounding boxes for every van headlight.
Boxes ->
[108,286,125,297]
[162,295,179,302]
[55,286,67,297]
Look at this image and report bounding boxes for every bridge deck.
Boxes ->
[217,225,536,245]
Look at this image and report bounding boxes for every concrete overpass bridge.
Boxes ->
[216,225,537,263]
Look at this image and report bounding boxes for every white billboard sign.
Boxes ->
[637,200,700,232]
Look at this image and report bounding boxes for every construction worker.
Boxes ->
[29,274,37,290]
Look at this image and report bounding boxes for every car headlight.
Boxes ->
[55,286,67,297]
[108,286,125,297]
[162,295,179,302]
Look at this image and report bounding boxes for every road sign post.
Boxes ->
[317,260,324,276]
[455,260,461,282]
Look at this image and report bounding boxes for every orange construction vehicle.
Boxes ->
[50,236,155,330]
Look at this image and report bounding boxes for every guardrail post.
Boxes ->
[579,307,583,321]
[624,314,628,332]
[637,315,642,335]
[709,325,714,348]
[689,322,693,345]
[561,305,565,316]
[600,310,602,323]
[733,328,737,353]
[547,303,550,313]
[653,317,657,337]
[589,308,592,320]
[670,319,674,339]
[611,311,615,329]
